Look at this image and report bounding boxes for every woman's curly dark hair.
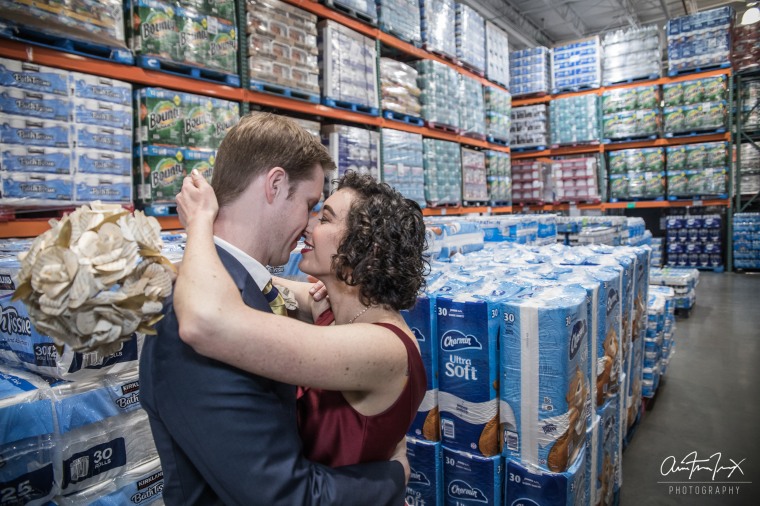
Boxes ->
[332,172,429,311]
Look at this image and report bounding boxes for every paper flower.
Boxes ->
[13,202,176,354]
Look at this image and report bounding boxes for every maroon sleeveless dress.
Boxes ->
[297,322,427,467]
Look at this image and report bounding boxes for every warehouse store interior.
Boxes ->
[0,0,759,504]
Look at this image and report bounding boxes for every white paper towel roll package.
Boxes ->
[0,294,142,380]
[402,296,440,442]
[500,284,590,474]
[504,450,586,506]
[406,438,442,506]
[50,369,157,495]
[0,366,59,505]
[442,447,502,506]
[437,281,526,457]
[52,457,163,506]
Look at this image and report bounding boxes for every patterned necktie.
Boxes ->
[263,279,288,316]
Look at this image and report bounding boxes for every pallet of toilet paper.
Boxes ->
[403,240,651,506]
[0,58,133,206]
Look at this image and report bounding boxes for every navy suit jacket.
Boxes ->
[139,246,405,505]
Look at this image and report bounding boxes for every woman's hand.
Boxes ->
[176,170,219,230]
[390,437,410,484]
[307,276,332,323]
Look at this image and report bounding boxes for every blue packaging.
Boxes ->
[407,438,443,506]
[402,296,440,441]
[442,447,502,506]
[0,368,58,505]
[598,392,621,501]
[504,452,586,506]
[73,125,131,153]
[500,284,589,473]
[0,88,70,121]
[76,149,131,176]
[0,295,141,380]
[70,72,132,106]
[0,118,70,147]
[75,175,132,203]
[1,172,73,202]
[1,146,72,174]
[585,414,601,506]
[0,58,69,96]
[55,458,164,506]
[73,99,133,130]
[437,280,527,457]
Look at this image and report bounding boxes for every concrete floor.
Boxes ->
[621,272,760,505]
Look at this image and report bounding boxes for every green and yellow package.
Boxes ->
[183,148,215,183]
[179,7,210,67]
[135,145,185,203]
[131,0,180,62]
[207,0,236,23]
[184,95,216,148]
[136,88,185,146]
[208,17,238,73]
[212,98,240,148]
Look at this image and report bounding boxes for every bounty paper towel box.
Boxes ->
[442,447,502,506]
[54,457,164,506]
[0,367,59,505]
[135,88,185,147]
[504,452,586,506]
[402,296,440,441]
[500,284,590,473]
[0,295,140,380]
[437,281,527,457]
[183,95,216,149]
[134,145,185,203]
[182,148,215,184]
[407,438,443,506]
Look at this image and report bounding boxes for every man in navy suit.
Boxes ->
[139,113,407,505]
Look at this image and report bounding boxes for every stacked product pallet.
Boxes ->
[381,128,425,207]
[0,59,133,206]
[485,22,510,88]
[418,60,460,130]
[322,124,380,194]
[733,213,760,270]
[0,0,132,63]
[510,47,551,96]
[608,148,666,202]
[551,156,602,204]
[455,3,485,73]
[665,142,728,199]
[649,267,699,311]
[650,237,665,267]
[420,0,456,59]
[644,286,677,397]
[511,159,551,204]
[459,75,486,138]
[423,139,461,206]
[380,58,422,121]
[377,0,421,44]
[663,75,728,136]
[404,239,651,506]
[602,85,660,142]
[485,87,511,145]
[128,0,238,82]
[733,22,760,72]
[468,215,557,244]
[626,217,651,247]
[331,0,378,24]
[552,36,602,93]
[319,20,379,114]
[246,0,320,101]
[288,116,321,138]
[739,80,760,131]
[665,214,723,269]
[666,7,734,74]
[601,25,661,85]
[549,94,600,146]
[510,104,549,149]
[485,150,511,205]
[133,88,239,206]
[556,216,628,246]
[739,142,760,196]
[461,147,487,203]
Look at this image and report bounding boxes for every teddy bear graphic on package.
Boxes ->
[596,327,619,407]
[598,453,615,506]
[546,367,588,472]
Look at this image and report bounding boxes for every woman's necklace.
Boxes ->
[348,305,373,324]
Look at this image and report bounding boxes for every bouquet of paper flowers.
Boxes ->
[12,202,176,354]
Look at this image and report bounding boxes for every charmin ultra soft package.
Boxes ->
[442,447,502,506]
[406,438,443,506]
[500,284,590,473]
[504,450,587,506]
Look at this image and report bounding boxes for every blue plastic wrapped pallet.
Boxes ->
[510,47,550,96]
[666,6,734,73]
[551,37,602,92]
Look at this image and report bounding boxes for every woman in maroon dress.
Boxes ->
[173,170,428,469]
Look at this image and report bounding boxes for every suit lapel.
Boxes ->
[215,245,273,313]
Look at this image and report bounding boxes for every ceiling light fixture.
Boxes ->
[742,2,760,25]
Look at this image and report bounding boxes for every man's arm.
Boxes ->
[148,304,405,506]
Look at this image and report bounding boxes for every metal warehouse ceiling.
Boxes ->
[467,0,751,48]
